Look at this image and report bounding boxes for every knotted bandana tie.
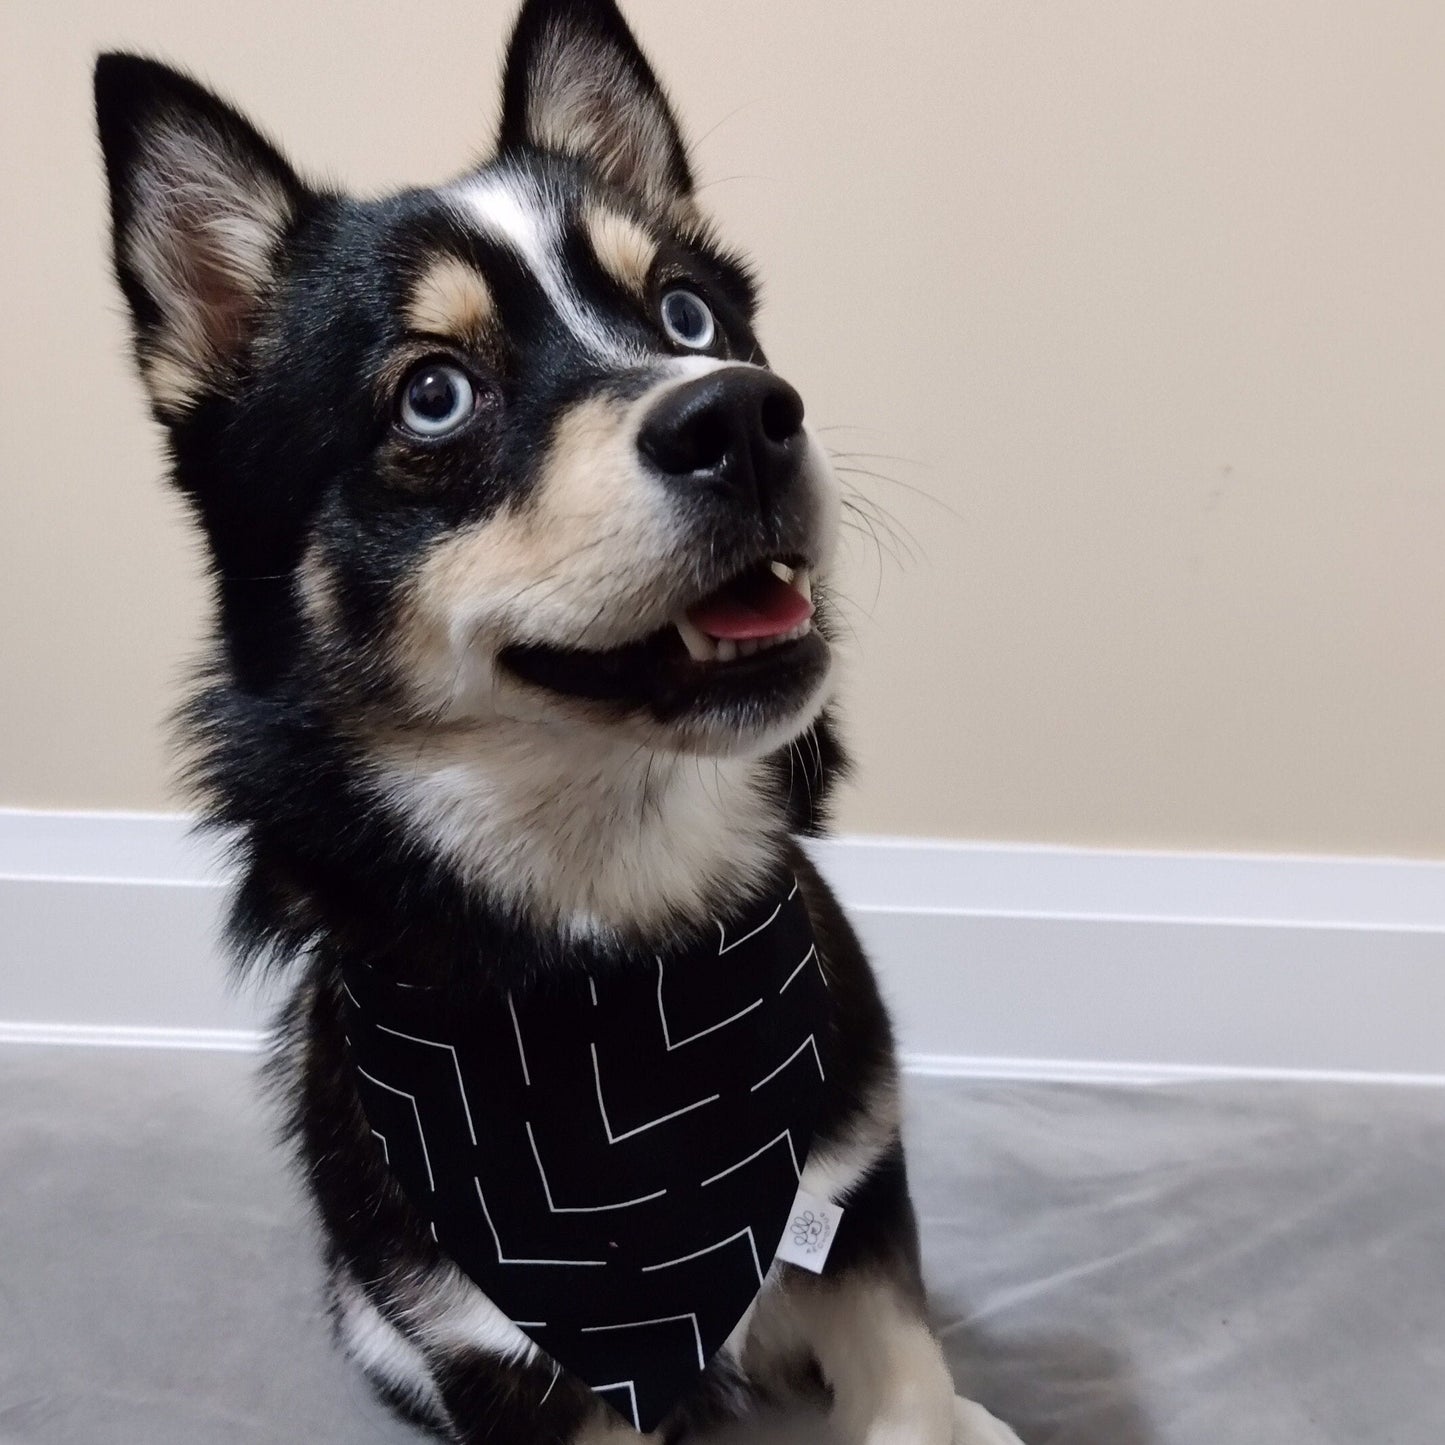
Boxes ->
[340,874,829,1432]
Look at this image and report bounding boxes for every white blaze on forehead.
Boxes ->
[452,173,639,364]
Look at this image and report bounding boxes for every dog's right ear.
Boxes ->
[497,0,693,207]
[95,54,308,420]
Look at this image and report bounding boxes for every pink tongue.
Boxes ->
[688,568,814,641]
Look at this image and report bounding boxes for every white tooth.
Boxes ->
[674,616,718,663]
[738,639,760,657]
[793,566,812,603]
[769,560,796,583]
[716,639,738,663]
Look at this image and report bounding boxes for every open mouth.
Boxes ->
[500,557,828,723]
[674,559,814,663]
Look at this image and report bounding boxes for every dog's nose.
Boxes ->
[638,369,807,512]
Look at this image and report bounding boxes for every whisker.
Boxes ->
[838,512,908,579]
[829,460,962,520]
[826,589,880,632]
[838,479,923,559]
[826,448,928,469]
[692,100,759,152]
[691,174,771,193]
[838,492,920,564]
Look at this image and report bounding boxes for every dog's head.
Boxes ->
[96,0,839,768]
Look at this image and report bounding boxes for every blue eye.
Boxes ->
[398,362,476,437]
[659,288,717,351]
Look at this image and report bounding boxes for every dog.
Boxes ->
[96,3,1026,1442]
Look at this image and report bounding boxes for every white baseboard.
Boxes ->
[3,809,1443,1083]
[0,1021,261,1053]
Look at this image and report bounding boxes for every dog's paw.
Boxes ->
[953,1395,1027,1445]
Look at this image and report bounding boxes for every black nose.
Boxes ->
[638,369,807,511]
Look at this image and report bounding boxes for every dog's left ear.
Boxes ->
[95,53,309,420]
[497,0,693,206]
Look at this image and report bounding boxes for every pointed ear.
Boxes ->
[95,54,307,418]
[497,0,693,207]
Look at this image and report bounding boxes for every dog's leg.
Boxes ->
[329,1262,449,1431]
[428,1349,662,1445]
[950,1395,1030,1445]
[336,1254,664,1444]
[807,1275,952,1444]
[574,1421,663,1444]
[757,1272,1024,1445]
[740,1133,1026,1445]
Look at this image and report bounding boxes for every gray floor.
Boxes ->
[2,1047,1442,1445]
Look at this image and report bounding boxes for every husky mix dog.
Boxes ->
[96,2,1026,1442]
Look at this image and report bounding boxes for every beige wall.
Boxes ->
[3,1,1442,857]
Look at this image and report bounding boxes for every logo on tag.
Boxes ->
[774,1188,844,1274]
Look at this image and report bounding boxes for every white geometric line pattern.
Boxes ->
[717,902,781,954]
[699,1129,801,1188]
[749,1035,825,1093]
[355,1066,435,1192]
[779,944,819,995]
[507,993,532,1087]
[656,958,762,1049]
[580,1313,706,1371]
[338,870,829,1433]
[589,1042,719,1143]
[594,1380,641,1432]
[640,1226,764,1287]
[375,1023,478,1146]
[473,1179,607,1267]
[525,1122,666,1213]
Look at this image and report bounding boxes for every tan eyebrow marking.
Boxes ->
[405,257,496,344]
[584,205,658,299]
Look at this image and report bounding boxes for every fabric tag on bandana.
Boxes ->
[774,1188,844,1274]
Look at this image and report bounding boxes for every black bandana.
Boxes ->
[340,875,829,1432]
